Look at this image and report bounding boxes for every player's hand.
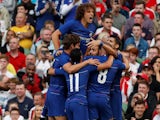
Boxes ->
[73,0,80,5]
[87,38,101,48]
[45,2,50,10]
[55,50,63,56]
[87,58,100,66]
[47,67,55,75]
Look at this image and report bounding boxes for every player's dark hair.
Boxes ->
[75,3,96,20]
[62,34,80,50]
[70,48,82,64]
[110,35,121,49]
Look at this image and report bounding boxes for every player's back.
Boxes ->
[86,56,125,94]
[49,51,70,94]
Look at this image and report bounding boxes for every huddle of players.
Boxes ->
[44,34,129,120]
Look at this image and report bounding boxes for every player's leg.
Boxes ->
[71,102,89,120]
[110,88,122,120]
[54,116,67,120]
[48,117,56,120]
[98,95,113,120]
[88,92,99,120]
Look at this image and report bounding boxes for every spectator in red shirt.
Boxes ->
[130,0,155,20]
[22,63,42,95]
[6,37,26,72]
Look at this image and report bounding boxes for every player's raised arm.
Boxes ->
[52,29,62,50]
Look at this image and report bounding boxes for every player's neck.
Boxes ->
[81,19,89,28]
[64,49,71,55]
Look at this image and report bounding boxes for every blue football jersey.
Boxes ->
[59,19,97,54]
[49,50,70,94]
[63,0,89,22]
[85,55,125,94]
[55,65,97,104]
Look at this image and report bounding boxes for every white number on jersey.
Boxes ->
[69,73,79,92]
[97,69,108,84]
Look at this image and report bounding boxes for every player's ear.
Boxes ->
[115,44,119,49]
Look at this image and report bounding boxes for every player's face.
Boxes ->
[74,43,80,49]
[83,8,94,24]
[89,46,99,56]
[102,18,113,31]
[106,37,117,49]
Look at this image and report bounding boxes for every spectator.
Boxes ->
[5,82,34,119]
[124,12,153,43]
[124,2,154,37]
[138,46,159,72]
[36,45,52,78]
[11,3,35,27]
[44,20,55,34]
[150,56,160,101]
[153,102,160,120]
[153,4,160,35]
[0,5,10,31]
[91,0,107,25]
[110,0,126,37]
[21,0,36,20]
[10,12,35,50]
[127,80,157,119]
[17,53,36,82]
[123,23,149,59]
[52,3,97,54]
[7,78,33,100]
[0,54,15,78]
[94,13,121,39]
[29,92,45,120]
[60,0,89,23]
[35,0,60,36]
[1,30,24,54]
[22,63,43,95]
[6,37,26,72]
[125,100,148,119]
[4,102,24,120]
[150,32,160,47]
[32,105,43,120]
[30,28,54,55]
[130,0,155,20]
[128,47,140,77]
[0,0,17,16]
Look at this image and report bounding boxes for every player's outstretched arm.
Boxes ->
[63,58,100,74]
[97,55,114,70]
[87,39,117,57]
[52,29,62,50]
